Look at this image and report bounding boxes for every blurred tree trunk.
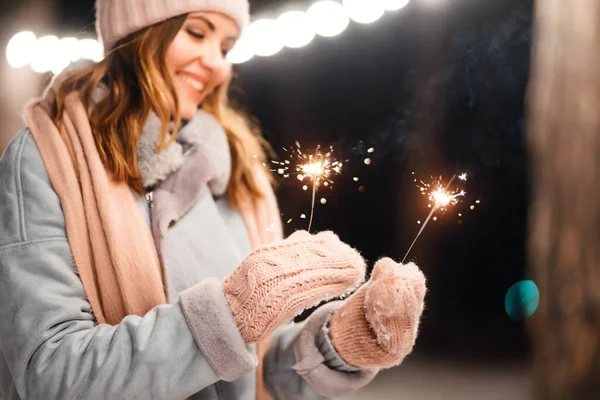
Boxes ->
[527,0,600,399]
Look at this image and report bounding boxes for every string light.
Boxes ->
[6,32,102,73]
[7,1,412,71]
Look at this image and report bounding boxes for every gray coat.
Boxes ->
[0,111,377,400]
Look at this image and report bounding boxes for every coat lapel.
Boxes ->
[142,110,231,301]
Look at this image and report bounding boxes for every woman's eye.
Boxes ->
[221,49,230,57]
[187,29,205,39]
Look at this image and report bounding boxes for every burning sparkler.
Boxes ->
[402,173,467,262]
[271,142,341,232]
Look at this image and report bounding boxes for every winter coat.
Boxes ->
[0,110,377,399]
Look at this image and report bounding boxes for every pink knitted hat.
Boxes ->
[96,0,250,52]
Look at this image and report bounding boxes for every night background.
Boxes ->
[0,0,535,398]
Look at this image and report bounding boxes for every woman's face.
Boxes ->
[166,11,239,119]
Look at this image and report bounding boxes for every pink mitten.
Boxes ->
[328,258,426,369]
[223,230,366,344]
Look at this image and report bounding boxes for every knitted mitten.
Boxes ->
[223,230,367,344]
[328,258,426,369]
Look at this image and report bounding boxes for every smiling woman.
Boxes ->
[0,0,427,399]
[167,12,239,119]
[51,10,266,207]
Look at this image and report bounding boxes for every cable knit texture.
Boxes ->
[96,0,250,52]
[223,230,367,344]
[329,258,426,369]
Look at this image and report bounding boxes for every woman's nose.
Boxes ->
[198,42,223,71]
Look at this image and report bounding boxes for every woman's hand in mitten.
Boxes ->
[328,258,426,369]
[223,230,366,344]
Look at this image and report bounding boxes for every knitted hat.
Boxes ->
[96,0,250,53]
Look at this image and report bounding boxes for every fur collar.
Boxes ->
[136,110,231,196]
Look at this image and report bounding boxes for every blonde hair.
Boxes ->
[51,14,271,208]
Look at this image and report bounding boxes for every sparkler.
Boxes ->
[271,142,341,232]
[402,174,467,262]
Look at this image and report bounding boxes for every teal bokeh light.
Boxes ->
[505,280,540,321]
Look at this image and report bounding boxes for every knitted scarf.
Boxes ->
[25,81,280,400]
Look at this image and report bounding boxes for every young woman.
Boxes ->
[0,0,427,399]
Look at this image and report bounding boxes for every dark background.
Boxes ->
[2,0,533,362]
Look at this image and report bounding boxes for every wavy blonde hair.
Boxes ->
[51,15,271,208]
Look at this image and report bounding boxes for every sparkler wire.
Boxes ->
[308,177,317,232]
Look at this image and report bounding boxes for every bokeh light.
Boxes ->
[31,35,60,73]
[52,37,79,74]
[227,36,254,64]
[6,31,37,68]
[343,0,385,24]
[77,38,103,62]
[307,0,351,37]
[505,280,540,321]
[58,37,80,62]
[277,11,316,49]
[246,19,284,57]
[6,33,103,73]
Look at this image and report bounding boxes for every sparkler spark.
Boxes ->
[402,173,468,262]
[301,162,325,176]
[271,143,341,232]
[431,185,466,208]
